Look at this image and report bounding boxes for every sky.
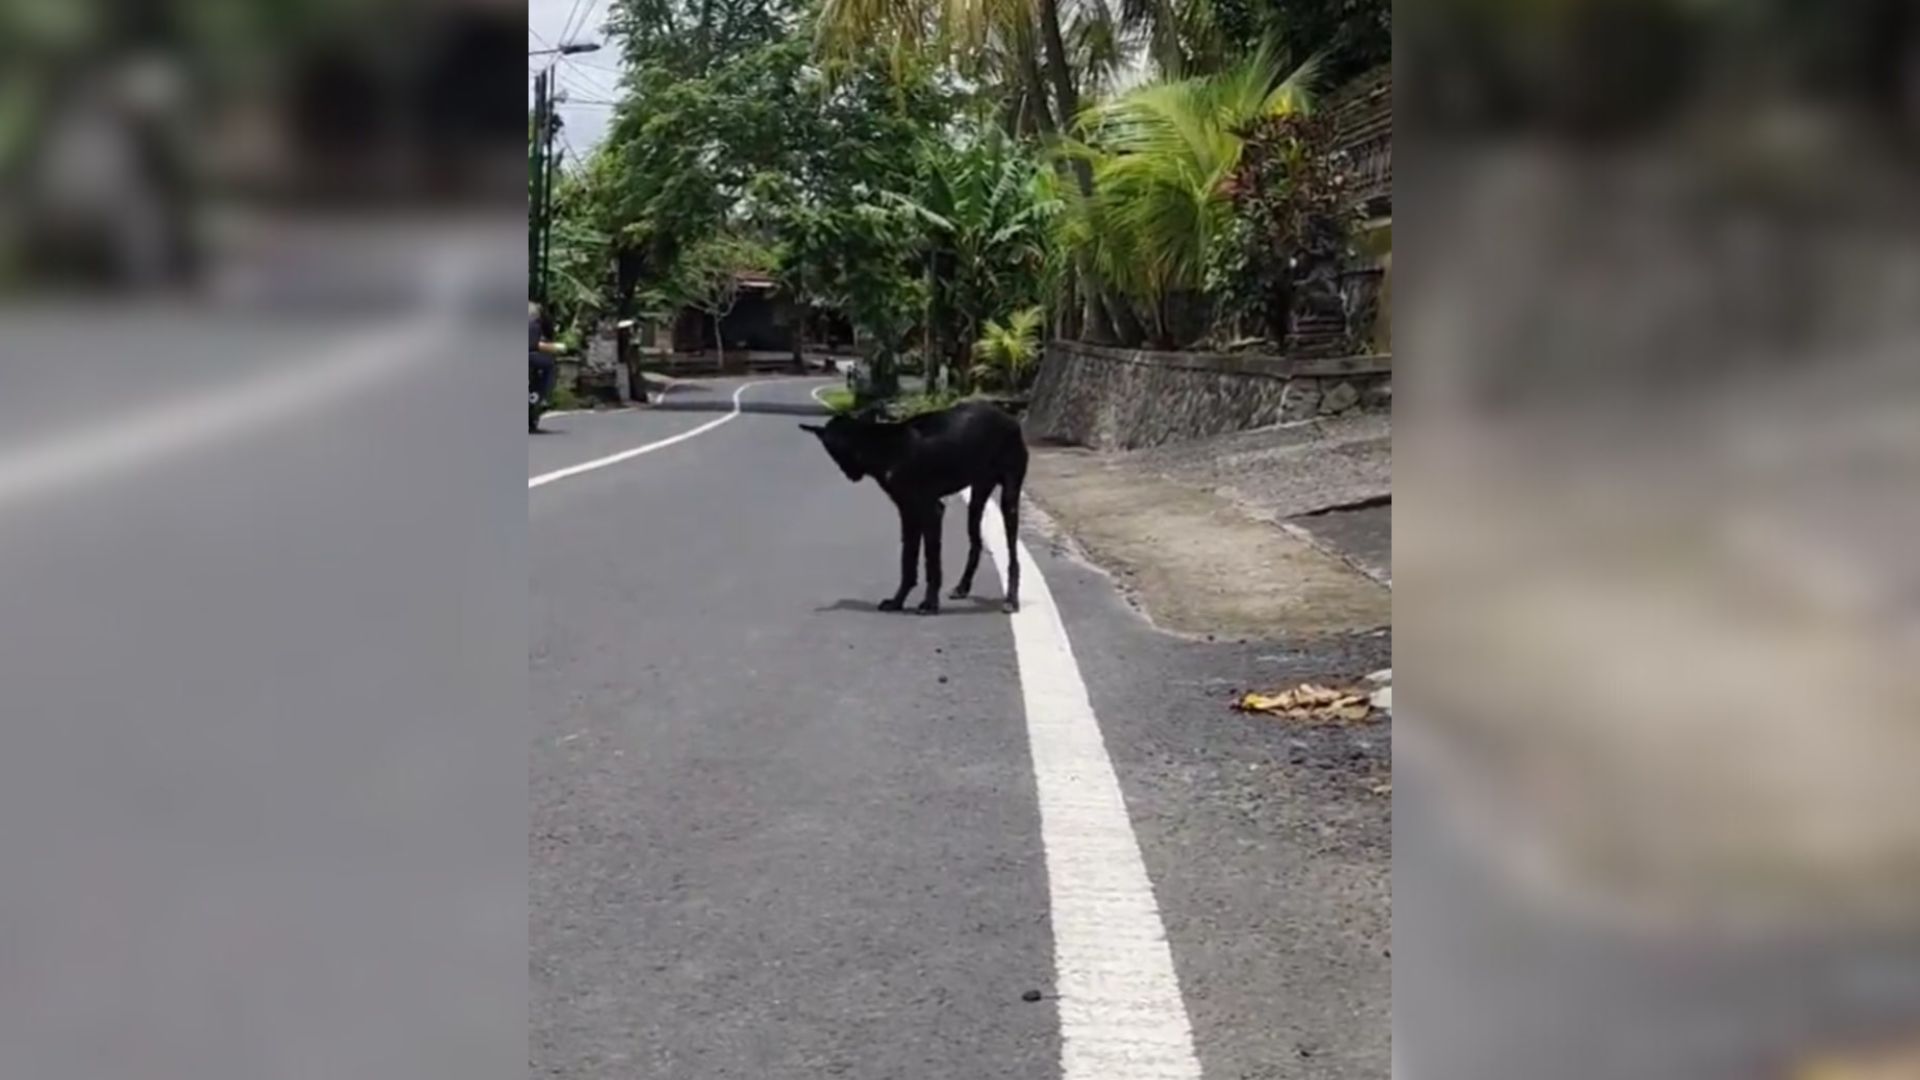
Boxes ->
[529,0,624,164]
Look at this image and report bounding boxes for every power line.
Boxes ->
[560,131,586,171]
[568,59,626,77]
[557,0,593,48]
[557,63,619,101]
[574,0,611,46]
[559,51,619,91]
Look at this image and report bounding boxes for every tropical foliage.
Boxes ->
[972,306,1046,390]
[1208,108,1366,349]
[1065,47,1319,345]
[541,0,1390,395]
[890,127,1060,391]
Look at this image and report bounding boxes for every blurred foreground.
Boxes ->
[1398,1,1920,1076]
[0,3,526,1078]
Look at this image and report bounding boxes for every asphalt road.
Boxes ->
[530,378,1393,1079]
[532,381,1920,1080]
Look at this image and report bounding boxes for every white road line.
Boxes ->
[528,381,763,489]
[983,500,1202,1080]
[0,316,443,511]
[809,383,834,407]
[542,406,641,421]
[0,240,493,510]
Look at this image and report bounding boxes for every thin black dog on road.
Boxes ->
[801,402,1028,615]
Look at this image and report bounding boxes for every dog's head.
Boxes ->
[798,416,870,482]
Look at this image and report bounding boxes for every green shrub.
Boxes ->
[817,386,857,413]
[971,306,1044,391]
[885,390,960,420]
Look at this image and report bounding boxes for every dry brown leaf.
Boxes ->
[1234,683,1376,722]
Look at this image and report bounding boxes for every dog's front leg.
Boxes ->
[917,501,944,614]
[880,504,920,612]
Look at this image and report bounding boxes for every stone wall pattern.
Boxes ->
[1025,341,1390,450]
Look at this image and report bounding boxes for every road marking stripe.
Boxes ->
[0,316,443,510]
[541,407,634,421]
[983,500,1202,1080]
[809,383,834,407]
[0,241,497,509]
[528,381,763,489]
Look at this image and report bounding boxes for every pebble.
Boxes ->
[1021,989,1043,1003]
[938,675,948,684]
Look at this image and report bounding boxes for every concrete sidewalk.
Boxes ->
[1023,413,1392,641]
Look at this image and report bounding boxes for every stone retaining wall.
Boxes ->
[1024,341,1390,449]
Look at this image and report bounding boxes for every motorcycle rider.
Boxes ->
[529,301,564,430]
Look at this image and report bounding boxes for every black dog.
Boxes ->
[801,401,1028,614]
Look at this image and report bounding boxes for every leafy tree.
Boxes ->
[589,0,811,325]
[813,0,1161,343]
[591,4,955,382]
[673,233,776,367]
[544,164,618,344]
[1206,0,1387,85]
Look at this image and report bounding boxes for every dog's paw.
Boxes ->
[1002,599,1021,614]
[915,599,941,615]
[948,586,971,600]
[877,597,905,612]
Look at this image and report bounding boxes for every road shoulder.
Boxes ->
[1017,415,1393,1079]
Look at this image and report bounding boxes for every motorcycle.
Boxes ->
[529,351,556,433]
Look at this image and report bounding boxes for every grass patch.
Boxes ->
[547,383,583,411]
[816,386,856,413]
[885,390,1018,420]
[885,391,957,419]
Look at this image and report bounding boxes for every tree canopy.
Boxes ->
[541,0,1391,381]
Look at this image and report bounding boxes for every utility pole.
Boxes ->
[527,41,597,307]
[529,68,549,304]
[539,105,562,307]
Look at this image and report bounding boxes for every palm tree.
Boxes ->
[1063,45,1317,343]
[972,305,1046,390]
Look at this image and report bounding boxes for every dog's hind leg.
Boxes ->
[998,470,1023,613]
[917,500,944,614]
[880,504,920,612]
[950,482,991,599]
